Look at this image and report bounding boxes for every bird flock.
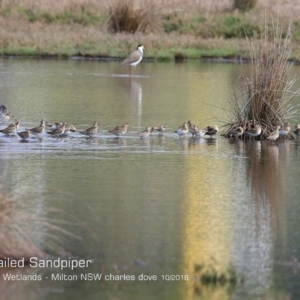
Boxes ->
[228,122,300,141]
[1,103,299,142]
[0,104,222,141]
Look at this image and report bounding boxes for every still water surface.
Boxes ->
[0,59,300,299]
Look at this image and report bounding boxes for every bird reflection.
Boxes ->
[107,137,127,147]
[130,80,142,128]
[176,138,188,151]
[244,140,288,228]
[187,137,206,150]
[138,138,150,148]
[121,79,143,128]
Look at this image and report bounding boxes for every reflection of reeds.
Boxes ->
[0,189,78,261]
[246,141,280,204]
[193,261,241,287]
[0,191,45,260]
[245,140,288,232]
[224,20,299,139]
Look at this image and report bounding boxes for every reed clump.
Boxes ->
[107,0,159,33]
[223,21,300,139]
[233,0,257,12]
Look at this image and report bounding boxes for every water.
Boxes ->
[1,59,300,300]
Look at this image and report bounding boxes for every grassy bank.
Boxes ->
[0,0,300,60]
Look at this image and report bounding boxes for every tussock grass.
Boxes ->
[223,20,300,139]
[107,0,160,33]
[233,0,257,12]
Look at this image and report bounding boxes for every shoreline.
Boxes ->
[2,54,300,65]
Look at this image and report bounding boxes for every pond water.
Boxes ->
[1,58,300,300]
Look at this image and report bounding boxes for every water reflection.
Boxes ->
[119,79,143,128]
[0,60,300,299]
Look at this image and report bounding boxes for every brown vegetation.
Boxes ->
[0,0,300,59]
[223,21,299,139]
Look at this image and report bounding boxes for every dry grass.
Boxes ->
[223,20,300,139]
[0,0,300,59]
[0,0,299,16]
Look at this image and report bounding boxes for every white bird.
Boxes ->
[120,44,145,76]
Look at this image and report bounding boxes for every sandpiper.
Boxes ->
[153,124,167,134]
[267,126,280,141]
[46,122,62,131]
[175,122,189,136]
[279,122,291,136]
[80,121,98,136]
[0,104,13,124]
[120,44,145,75]
[294,123,300,136]
[245,124,262,138]
[204,125,219,138]
[229,127,244,139]
[137,126,153,139]
[194,126,208,137]
[108,123,128,137]
[187,120,198,136]
[63,124,76,135]
[0,119,19,135]
[47,122,67,136]
[17,129,30,140]
[28,119,46,137]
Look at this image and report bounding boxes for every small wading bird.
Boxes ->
[279,122,291,137]
[46,122,62,131]
[137,126,153,139]
[120,44,145,76]
[245,124,262,138]
[108,123,128,137]
[63,124,76,135]
[204,125,219,138]
[28,119,46,137]
[47,122,76,135]
[47,122,67,136]
[187,120,198,136]
[153,124,167,134]
[0,104,13,124]
[0,119,19,135]
[229,127,244,139]
[294,123,300,137]
[80,121,98,136]
[17,129,30,140]
[175,122,189,136]
[193,126,208,138]
[267,126,280,141]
